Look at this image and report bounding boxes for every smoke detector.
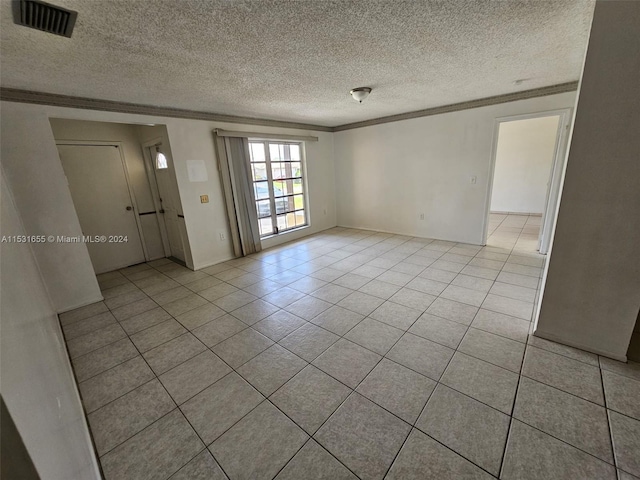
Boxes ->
[14,0,78,38]
[350,87,372,104]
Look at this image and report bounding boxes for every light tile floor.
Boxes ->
[59,215,640,480]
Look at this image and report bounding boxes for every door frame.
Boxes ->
[56,140,150,261]
[140,137,172,257]
[481,108,573,253]
[247,139,310,237]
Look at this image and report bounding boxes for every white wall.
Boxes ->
[50,119,167,260]
[0,172,101,480]
[1,102,102,313]
[0,101,337,308]
[333,92,576,245]
[490,115,560,214]
[535,0,640,360]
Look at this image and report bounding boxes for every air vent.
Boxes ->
[14,0,77,38]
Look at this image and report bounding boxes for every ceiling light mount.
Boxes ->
[350,87,372,104]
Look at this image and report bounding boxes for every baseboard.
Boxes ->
[194,255,235,271]
[335,223,482,246]
[533,329,627,362]
[490,211,543,216]
[57,295,105,314]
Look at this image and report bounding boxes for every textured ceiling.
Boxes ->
[0,0,594,127]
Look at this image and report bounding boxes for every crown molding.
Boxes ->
[1,81,578,133]
[333,81,579,131]
[0,88,334,132]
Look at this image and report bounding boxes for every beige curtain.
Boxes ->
[213,133,261,256]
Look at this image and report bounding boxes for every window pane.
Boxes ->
[269,144,282,161]
[259,217,273,236]
[256,200,271,218]
[290,144,301,161]
[250,143,265,162]
[252,163,267,181]
[253,181,270,200]
[282,144,291,161]
[286,212,296,229]
[277,215,287,232]
[271,162,286,180]
[294,194,304,210]
[293,178,303,194]
[156,152,168,169]
[294,210,306,226]
[290,162,302,177]
[272,181,285,197]
[283,162,295,177]
[275,196,295,214]
[275,197,286,214]
[276,180,294,196]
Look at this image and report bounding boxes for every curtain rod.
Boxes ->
[214,129,318,142]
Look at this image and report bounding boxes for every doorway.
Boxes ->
[141,140,186,262]
[484,109,572,254]
[51,118,187,274]
[57,142,147,273]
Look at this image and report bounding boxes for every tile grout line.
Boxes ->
[601,365,620,476]
[94,302,230,479]
[92,260,363,477]
[79,229,538,380]
[382,283,516,479]
[497,328,530,477]
[71,219,581,479]
[55,313,109,480]
[86,227,536,387]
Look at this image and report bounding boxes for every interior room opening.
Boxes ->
[486,113,565,254]
[49,118,186,275]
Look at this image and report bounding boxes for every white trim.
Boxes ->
[335,223,480,245]
[490,211,543,216]
[57,295,105,314]
[532,330,627,362]
[481,108,572,246]
[1,84,577,133]
[538,110,573,254]
[260,224,311,241]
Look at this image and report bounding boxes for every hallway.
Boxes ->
[59,225,639,480]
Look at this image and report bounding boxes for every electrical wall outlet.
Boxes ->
[218,231,226,241]
[200,195,209,203]
[470,176,477,184]
[420,213,425,220]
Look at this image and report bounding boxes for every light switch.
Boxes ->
[200,195,209,203]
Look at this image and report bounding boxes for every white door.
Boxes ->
[58,144,146,273]
[538,112,571,254]
[152,146,185,261]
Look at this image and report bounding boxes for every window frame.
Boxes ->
[248,139,308,238]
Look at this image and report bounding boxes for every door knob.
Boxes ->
[126,206,133,211]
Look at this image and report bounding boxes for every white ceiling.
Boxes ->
[0,0,594,127]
